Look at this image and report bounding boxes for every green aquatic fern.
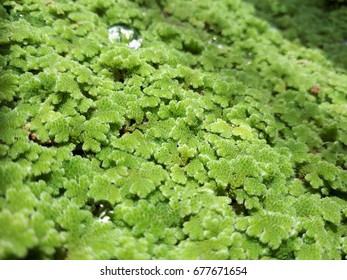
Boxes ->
[1,0,347,260]
[0,210,38,258]
[236,211,298,249]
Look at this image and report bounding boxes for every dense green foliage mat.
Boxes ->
[0,0,347,259]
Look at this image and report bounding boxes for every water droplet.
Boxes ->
[108,25,133,42]
[108,25,142,50]
[208,36,218,45]
[245,52,254,64]
[98,215,111,223]
[97,208,112,223]
[128,39,142,50]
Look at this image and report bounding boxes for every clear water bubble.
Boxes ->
[245,52,254,65]
[108,25,142,50]
[98,210,114,223]
[207,36,225,49]
[128,39,142,50]
[208,36,218,45]
[97,208,114,223]
[93,201,113,223]
[98,215,111,223]
[108,26,134,42]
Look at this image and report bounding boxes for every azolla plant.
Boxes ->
[0,0,347,260]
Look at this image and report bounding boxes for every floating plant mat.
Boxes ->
[0,0,347,260]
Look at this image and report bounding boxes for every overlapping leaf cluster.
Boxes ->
[1,0,347,259]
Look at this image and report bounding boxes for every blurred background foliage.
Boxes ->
[244,0,347,71]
